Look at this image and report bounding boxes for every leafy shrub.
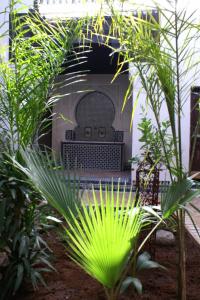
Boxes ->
[0,152,54,299]
[137,116,174,167]
[0,0,88,297]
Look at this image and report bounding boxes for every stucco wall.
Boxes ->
[0,1,10,61]
[0,0,33,61]
[52,74,132,166]
[131,69,171,181]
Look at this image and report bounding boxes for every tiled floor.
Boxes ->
[68,169,131,182]
[185,197,200,244]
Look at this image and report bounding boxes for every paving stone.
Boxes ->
[156,229,176,246]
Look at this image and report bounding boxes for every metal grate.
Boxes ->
[62,141,124,171]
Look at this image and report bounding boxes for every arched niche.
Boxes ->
[74,91,116,142]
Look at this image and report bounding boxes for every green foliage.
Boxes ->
[17,148,81,221]
[121,276,142,295]
[136,251,164,272]
[0,1,88,297]
[92,2,200,299]
[137,116,174,166]
[0,6,9,45]
[161,177,200,233]
[64,184,157,300]
[16,148,164,299]
[120,251,165,295]
[0,152,54,300]
[95,1,200,178]
[0,1,88,150]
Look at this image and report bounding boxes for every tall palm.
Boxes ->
[92,1,200,299]
[0,0,88,152]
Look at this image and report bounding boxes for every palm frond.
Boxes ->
[16,149,81,221]
[0,6,89,150]
[65,185,144,289]
[161,177,200,218]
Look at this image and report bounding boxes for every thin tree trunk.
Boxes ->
[178,209,186,300]
[174,0,186,297]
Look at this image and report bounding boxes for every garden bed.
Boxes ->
[15,230,200,300]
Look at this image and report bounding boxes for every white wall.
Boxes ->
[0,1,10,61]
[130,69,192,182]
[130,67,171,182]
[0,0,33,61]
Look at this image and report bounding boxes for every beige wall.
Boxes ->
[52,74,132,166]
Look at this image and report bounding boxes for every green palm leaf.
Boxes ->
[17,149,81,220]
[161,177,200,218]
[65,185,143,289]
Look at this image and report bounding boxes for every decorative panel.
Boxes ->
[65,130,74,140]
[62,141,124,171]
[114,131,124,142]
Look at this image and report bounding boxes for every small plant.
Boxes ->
[129,114,175,171]
[137,116,175,168]
[65,185,162,300]
[121,251,165,295]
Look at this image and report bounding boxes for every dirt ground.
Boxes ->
[15,230,200,300]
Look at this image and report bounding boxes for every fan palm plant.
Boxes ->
[66,186,143,300]
[16,148,162,300]
[66,185,164,300]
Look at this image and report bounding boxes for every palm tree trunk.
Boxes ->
[174,0,186,297]
[178,209,186,300]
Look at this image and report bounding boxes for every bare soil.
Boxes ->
[15,230,200,300]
